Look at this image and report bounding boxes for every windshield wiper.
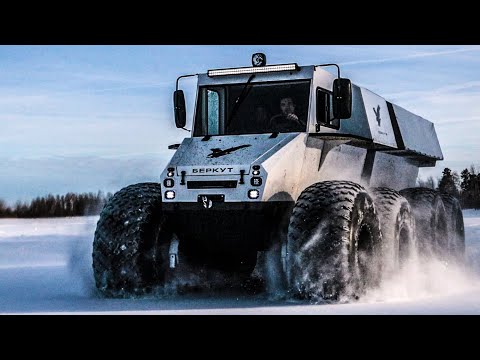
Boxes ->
[225,74,256,129]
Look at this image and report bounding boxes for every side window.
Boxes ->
[193,86,225,136]
[207,89,219,135]
[316,87,339,129]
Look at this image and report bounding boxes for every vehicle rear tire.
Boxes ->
[440,193,465,262]
[287,181,382,301]
[399,188,448,259]
[371,188,415,275]
[92,182,170,297]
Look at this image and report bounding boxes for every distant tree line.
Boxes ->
[417,165,480,209]
[0,191,113,218]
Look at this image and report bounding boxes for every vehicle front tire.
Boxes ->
[92,183,170,297]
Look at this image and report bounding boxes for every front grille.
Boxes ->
[187,180,238,189]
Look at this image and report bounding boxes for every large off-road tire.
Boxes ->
[399,188,448,259]
[440,193,465,262]
[287,181,382,301]
[92,183,170,297]
[371,188,415,275]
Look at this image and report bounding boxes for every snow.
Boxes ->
[1,211,480,314]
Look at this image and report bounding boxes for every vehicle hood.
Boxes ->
[168,133,301,175]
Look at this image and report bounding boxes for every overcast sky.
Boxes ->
[1,45,479,203]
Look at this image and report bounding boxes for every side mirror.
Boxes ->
[174,90,186,128]
[333,78,352,119]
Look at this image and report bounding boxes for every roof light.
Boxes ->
[208,63,299,77]
[252,53,267,67]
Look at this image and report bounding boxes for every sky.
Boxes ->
[1,45,480,204]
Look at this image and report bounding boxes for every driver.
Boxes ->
[269,96,305,132]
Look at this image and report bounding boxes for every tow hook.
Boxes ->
[169,235,180,269]
[239,169,245,184]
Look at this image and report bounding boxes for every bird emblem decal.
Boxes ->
[373,105,381,126]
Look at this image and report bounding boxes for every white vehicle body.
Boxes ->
[161,65,442,208]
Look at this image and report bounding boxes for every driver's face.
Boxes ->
[280,98,295,115]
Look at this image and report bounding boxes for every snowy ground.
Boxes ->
[1,211,480,314]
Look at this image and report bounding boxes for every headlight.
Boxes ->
[165,191,176,200]
[248,189,260,199]
[164,179,175,188]
[250,177,262,186]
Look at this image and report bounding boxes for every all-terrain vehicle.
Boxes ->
[93,53,465,300]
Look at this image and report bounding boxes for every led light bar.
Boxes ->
[208,63,299,77]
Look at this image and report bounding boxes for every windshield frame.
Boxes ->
[193,79,312,137]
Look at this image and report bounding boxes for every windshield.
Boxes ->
[193,80,310,136]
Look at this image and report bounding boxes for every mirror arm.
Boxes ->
[176,73,198,91]
[315,64,341,79]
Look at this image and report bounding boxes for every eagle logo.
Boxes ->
[373,105,381,126]
[207,145,251,158]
